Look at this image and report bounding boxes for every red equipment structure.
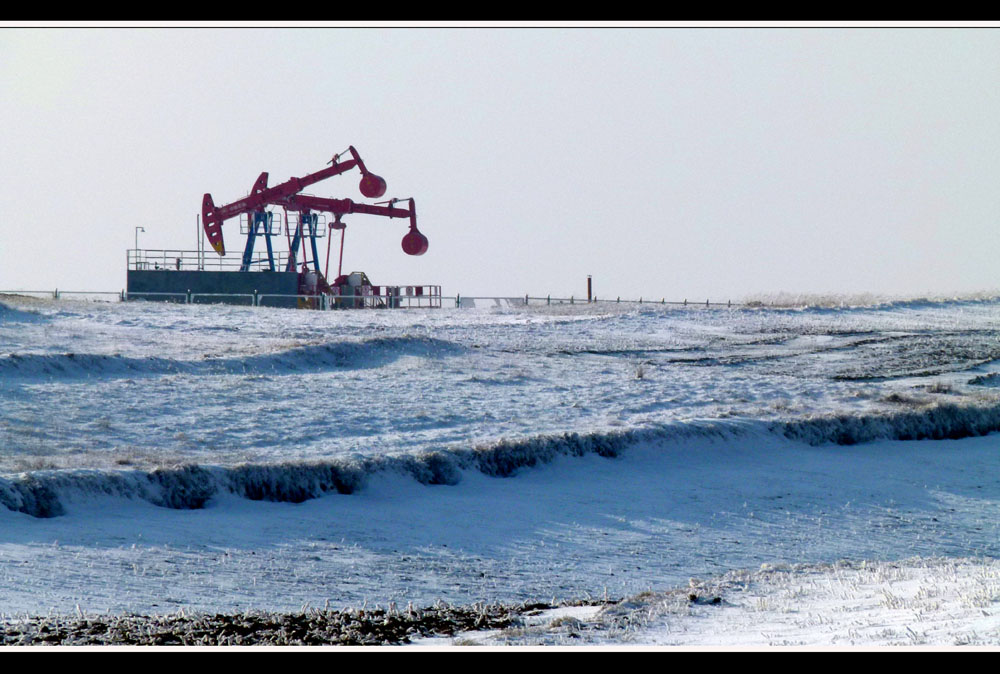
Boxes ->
[126,148,435,310]
[201,146,428,261]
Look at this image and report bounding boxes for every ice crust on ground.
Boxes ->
[1,294,1000,647]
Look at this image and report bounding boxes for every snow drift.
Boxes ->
[0,336,464,380]
[5,399,1000,518]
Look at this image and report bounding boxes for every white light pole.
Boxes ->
[133,226,146,269]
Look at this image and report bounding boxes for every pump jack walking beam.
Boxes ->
[283,195,428,256]
[201,147,387,256]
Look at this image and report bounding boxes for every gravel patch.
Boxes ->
[0,600,607,646]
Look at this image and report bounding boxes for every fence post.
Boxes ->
[186,289,191,304]
[253,289,259,307]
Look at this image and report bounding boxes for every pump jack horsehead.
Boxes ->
[200,146,429,265]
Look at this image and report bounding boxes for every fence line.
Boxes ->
[459,295,741,308]
[0,289,745,309]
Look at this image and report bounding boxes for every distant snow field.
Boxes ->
[1,294,1000,647]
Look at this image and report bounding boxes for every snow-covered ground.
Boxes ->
[1,293,1000,647]
[420,557,1000,647]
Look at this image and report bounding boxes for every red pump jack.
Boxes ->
[200,146,428,260]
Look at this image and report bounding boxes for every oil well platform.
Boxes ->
[126,146,438,309]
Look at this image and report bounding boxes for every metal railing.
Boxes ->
[124,291,188,303]
[348,284,442,309]
[0,289,125,301]
[122,290,442,309]
[127,248,293,272]
[453,294,741,308]
[2,288,741,309]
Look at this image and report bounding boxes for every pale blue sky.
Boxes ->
[2,26,999,299]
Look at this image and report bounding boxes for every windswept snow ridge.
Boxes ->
[772,399,1000,445]
[5,398,1000,518]
[0,301,46,324]
[0,336,463,380]
[0,426,643,518]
